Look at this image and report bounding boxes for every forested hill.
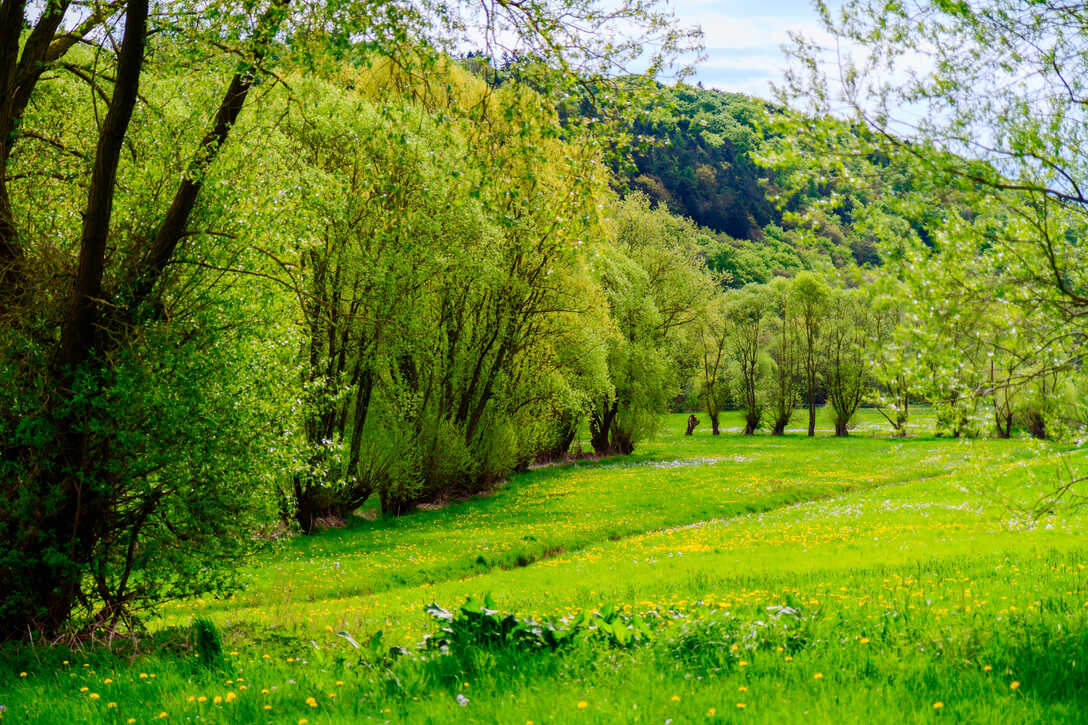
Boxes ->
[604,81,895,283]
[621,83,778,242]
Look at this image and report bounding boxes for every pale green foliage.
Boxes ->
[865,279,918,436]
[252,62,621,514]
[777,0,1088,441]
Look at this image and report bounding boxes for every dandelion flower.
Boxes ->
[933,702,943,710]
[983,665,993,672]
[1010,681,1020,690]
[736,703,747,709]
[707,707,717,716]
[813,673,824,680]
[577,701,588,709]
[306,696,318,708]
[671,695,681,702]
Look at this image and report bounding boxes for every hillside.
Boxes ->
[624,84,777,242]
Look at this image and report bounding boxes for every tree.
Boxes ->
[782,0,1088,402]
[822,287,870,436]
[783,1,1088,307]
[866,282,916,437]
[791,272,829,436]
[725,285,769,435]
[275,74,460,531]
[0,0,301,641]
[691,297,730,435]
[765,278,801,435]
[590,194,715,454]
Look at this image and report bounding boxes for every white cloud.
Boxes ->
[667,1,838,98]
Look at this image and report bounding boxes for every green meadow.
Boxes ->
[3,410,1087,724]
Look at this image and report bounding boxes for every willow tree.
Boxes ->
[821,287,870,436]
[765,277,801,435]
[691,296,730,435]
[791,272,829,436]
[866,282,916,437]
[273,74,467,531]
[725,285,769,435]
[590,194,716,455]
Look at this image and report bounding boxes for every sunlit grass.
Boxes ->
[3,409,1086,723]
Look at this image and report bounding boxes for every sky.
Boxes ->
[669,0,832,99]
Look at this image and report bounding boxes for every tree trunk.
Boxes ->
[834,418,849,437]
[611,430,635,455]
[709,412,720,435]
[59,0,148,369]
[685,414,699,435]
[18,0,149,641]
[807,396,816,437]
[1027,410,1047,440]
[772,417,787,435]
[590,402,617,454]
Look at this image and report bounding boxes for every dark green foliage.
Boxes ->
[622,84,776,240]
[0,307,284,638]
[192,618,224,669]
[421,596,654,658]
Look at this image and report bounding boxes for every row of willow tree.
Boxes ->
[689,271,1085,442]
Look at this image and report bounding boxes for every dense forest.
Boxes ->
[1,0,1086,665]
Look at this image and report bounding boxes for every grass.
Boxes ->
[2,408,1087,723]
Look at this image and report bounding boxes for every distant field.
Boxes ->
[4,412,1087,724]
